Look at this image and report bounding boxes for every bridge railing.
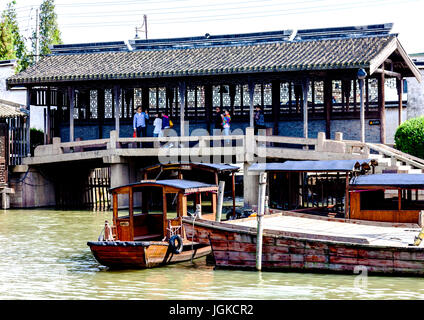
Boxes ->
[32,128,370,161]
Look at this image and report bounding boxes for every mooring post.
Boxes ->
[216,181,225,222]
[256,172,267,271]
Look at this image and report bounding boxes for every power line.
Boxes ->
[53,0,419,28]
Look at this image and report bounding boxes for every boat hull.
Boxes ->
[183,217,424,276]
[87,240,211,269]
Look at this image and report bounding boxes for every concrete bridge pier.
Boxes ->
[243,162,259,210]
[106,156,130,209]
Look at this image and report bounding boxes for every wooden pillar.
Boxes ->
[302,78,309,139]
[397,78,403,126]
[162,192,168,238]
[97,88,105,139]
[129,188,134,241]
[46,86,51,144]
[229,84,236,116]
[204,84,212,134]
[232,172,236,218]
[378,72,386,144]
[323,78,332,139]
[68,86,75,142]
[25,86,31,156]
[179,81,186,136]
[113,85,120,137]
[271,80,280,135]
[345,173,350,219]
[248,80,255,128]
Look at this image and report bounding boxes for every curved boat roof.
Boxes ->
[248,159,372,173]
[110,179,218,194]
[350,174,424,188]
[141,162,240,173]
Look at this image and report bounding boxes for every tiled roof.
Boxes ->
[0,99,26,118]
[7,35,398,85]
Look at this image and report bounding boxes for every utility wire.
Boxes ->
[49,0,419,28]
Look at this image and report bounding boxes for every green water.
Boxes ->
[1,209,424,300]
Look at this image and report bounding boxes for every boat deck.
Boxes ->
[229,214,422,248]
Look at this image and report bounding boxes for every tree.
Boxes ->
[394,116,424,159]
[0,0,30,71]
[0,20,14,60]
[33,0,62,59]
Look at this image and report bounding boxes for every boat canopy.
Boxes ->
[248,159,372,173]
[350,174,424,189]
[110,179,218,194]
[140,162,240,174]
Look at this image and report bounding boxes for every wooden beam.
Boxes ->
[374,68,401,79]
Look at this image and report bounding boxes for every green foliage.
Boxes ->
[1,0,30,72]
[394,116,424,159]
[33,0,62,58]
[0,19,14,60]
[30,128,44,156]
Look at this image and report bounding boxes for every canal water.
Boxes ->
[1,209,424,300]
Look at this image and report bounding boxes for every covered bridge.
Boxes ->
[6,23,421,146]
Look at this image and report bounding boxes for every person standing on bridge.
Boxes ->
[133,105,149,147]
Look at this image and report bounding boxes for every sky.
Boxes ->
[2,0,424,54]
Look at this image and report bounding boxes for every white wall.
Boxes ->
[0,60,44,131]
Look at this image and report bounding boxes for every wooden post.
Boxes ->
[162,192,167,239]
[323,78,332,139]
[378,71,386,144]
[248,80,255,128]
[256,172,267,271]
[97,88,105,139]
[232,172,236,218]
[179,81,186,137]
[113,85,120,137]
[25,87,31,156]
[68,86,75,142]
[345,173,350,219]
[271,80,280,135]
[129,188,134,241]
[302,78,309,139]
[359,78,365,143]
[46,86,51,144]
[397,78,403,126]
[204,84,212,134]
[216,181,225,222]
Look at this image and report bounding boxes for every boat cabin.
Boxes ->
[110,179,218,242]
[140,162,239,216]
[349,174,424,223]
[249,159,375,218]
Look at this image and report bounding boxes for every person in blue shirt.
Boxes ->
[133,106,149,138]
[254,104,266,134]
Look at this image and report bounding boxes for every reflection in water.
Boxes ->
[1,209,424,299]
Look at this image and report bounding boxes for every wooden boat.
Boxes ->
[183,210,424,275]
[182,160,424,275]
[88,179,218,269]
